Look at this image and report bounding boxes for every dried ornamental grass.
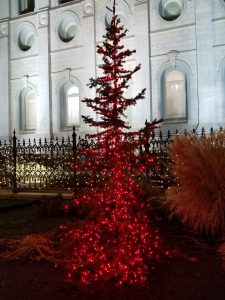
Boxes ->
[0,234,55,263]
[166,131,225,236]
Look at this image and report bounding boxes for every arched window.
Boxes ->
[20,87,37,131]
[60,83,80,129]
[19,0,35,14]
[164,70,186,119]
[67,86,80,126]
[160,68,188,121]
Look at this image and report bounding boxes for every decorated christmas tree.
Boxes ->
[60,0,164,285]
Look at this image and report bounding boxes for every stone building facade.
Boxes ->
[0,0,225,139]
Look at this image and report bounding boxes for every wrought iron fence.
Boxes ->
[0,126,220,192]
[0,129,77,191]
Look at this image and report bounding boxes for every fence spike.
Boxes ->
[72,129,76,152]
[72,127,76,142]
[201,127,205,138]
[167,130,171,139]
[12,131,17,193]
[151,130,155,139]
[210,127,213,135]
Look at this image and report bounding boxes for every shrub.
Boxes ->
[166,131,225,236]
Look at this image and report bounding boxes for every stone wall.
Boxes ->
[0,0,224,139]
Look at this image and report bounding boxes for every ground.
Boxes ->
[0,196,225,300]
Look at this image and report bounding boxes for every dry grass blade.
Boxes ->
[166,131,225,236]
[0,234,55,263]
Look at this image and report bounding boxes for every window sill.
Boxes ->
[19,9,35,15]
[61,126,79,132]
[19,130,36,134]
[162,118,188,125]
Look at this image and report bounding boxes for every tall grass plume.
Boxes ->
[166,131,225,236]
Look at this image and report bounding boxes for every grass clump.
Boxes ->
[0,234,55,263]
[166,131,225,236]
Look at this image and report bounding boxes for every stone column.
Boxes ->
[195,0,215,126]
[82,0,96,134]
[133,0,151,129]
[37,9,51,137]
[0,21,10,139]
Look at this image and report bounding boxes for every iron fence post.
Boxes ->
[143,120,151,179]
[12,130,17,193]
[72,126,77,189]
